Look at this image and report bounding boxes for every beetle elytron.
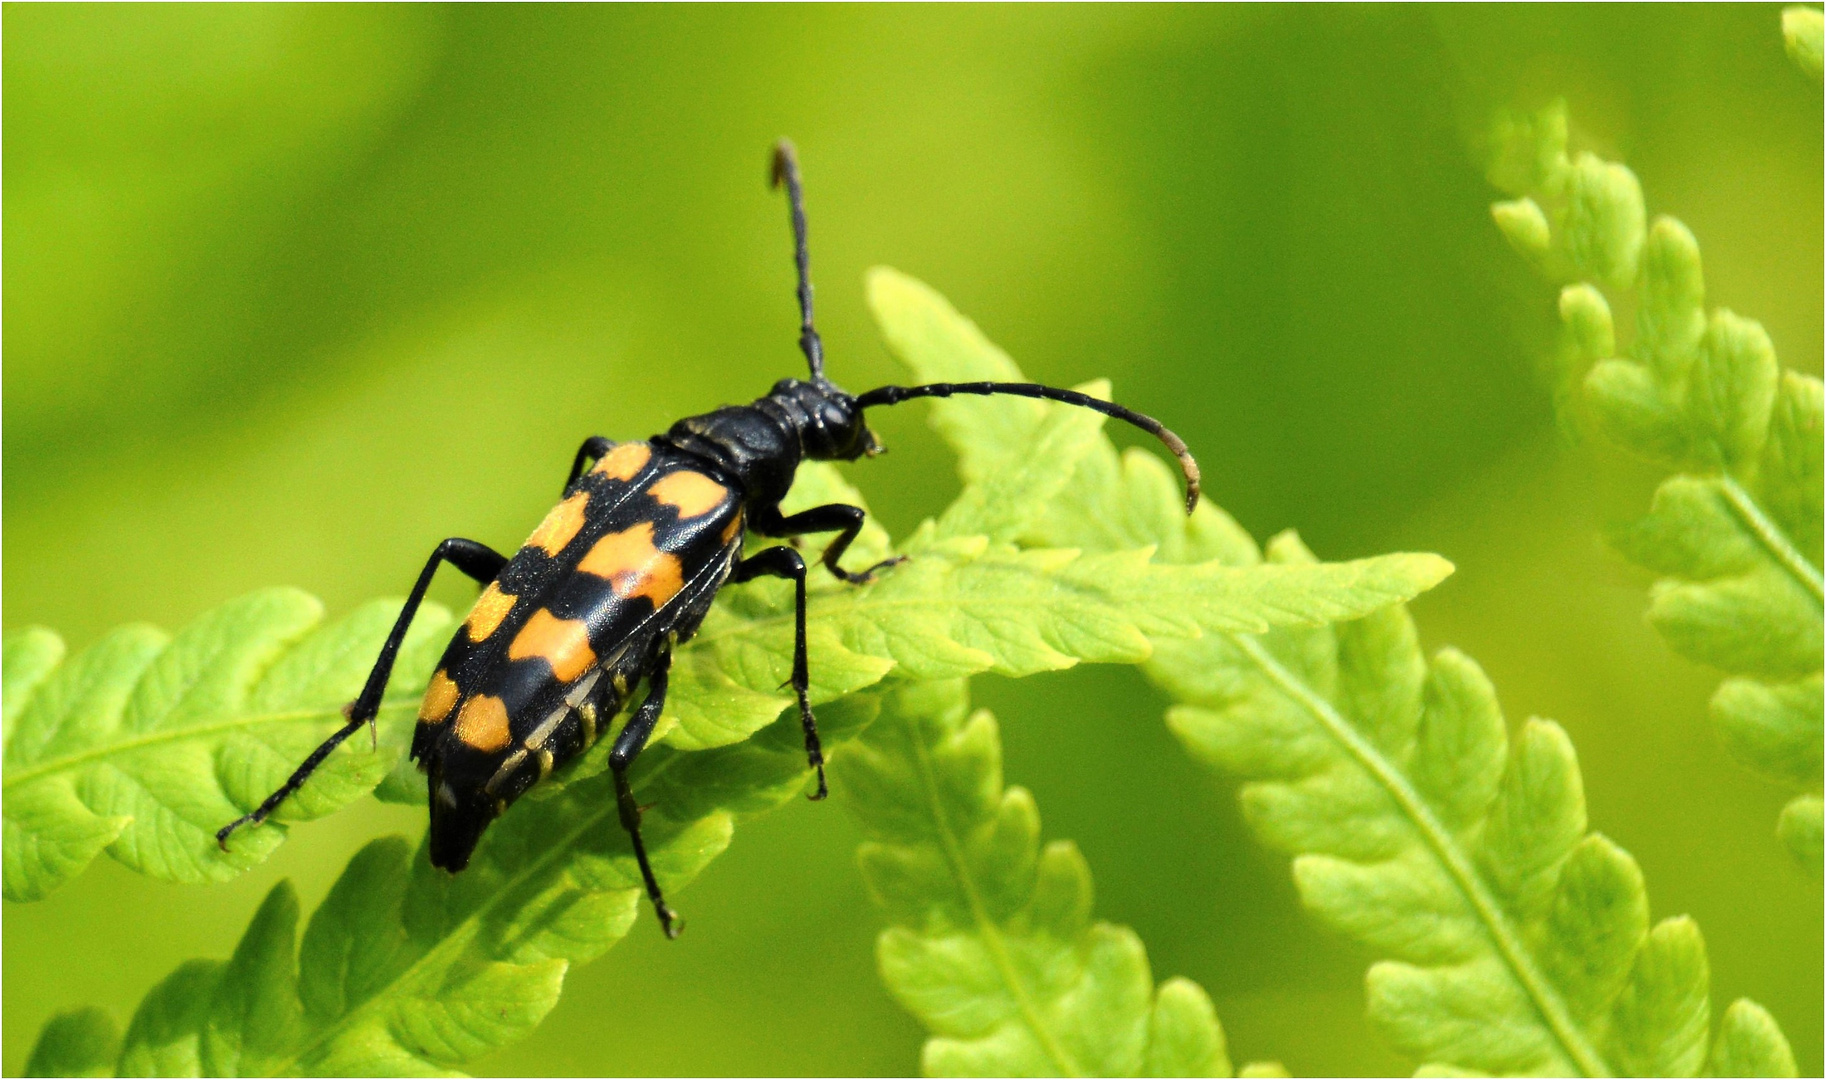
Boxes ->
[219,142,1200,938]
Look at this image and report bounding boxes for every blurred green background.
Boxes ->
[4,5,1820,1076]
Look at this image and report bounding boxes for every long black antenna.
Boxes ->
[854,381,1202,513]
[770,140,826,383]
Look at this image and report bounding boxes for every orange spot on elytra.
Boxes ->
[508,608,598,682]
[465,582,518,642]
[454,694,512,753]
[650,470,728,519]
[577,522,685,607]
[525,491,590,556]
[721,512,744,546]
[420,669,460,724]
[592,442,651,481]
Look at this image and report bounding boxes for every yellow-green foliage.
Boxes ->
[10,272,1451,1074]
[874,272,1801,1078]
[1490,99,1824,874]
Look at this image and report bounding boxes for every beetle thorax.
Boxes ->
[659,378,876,507]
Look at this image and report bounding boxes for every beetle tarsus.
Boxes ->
[829,555,906,586]
[216,816,251,850]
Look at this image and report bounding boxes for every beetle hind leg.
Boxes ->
[216,536,508,851]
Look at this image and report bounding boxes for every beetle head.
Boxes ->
[770,377,883,462]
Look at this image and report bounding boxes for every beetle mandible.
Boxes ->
[218,141,1201,938]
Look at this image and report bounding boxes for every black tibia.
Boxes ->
[610,648,681,938]
[216,537,509,850]
[566,435,615,491]
[731,545,829,800]
[750,502,905,585]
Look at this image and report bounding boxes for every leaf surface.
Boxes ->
[1,595,451,900]
[52,690,889,1076]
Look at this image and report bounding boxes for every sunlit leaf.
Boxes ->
[1,595,451,900]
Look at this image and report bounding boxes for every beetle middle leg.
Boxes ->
[730,545,829,800]
[610,647,682,938]
[565,435,615,492]
[218,537,508,849]
[751,502,905,585]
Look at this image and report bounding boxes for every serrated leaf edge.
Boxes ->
[257,753,694,1075]
[1232,632,1609,1076]
[897,703,1086,1076]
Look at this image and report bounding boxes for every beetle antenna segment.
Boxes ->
[855,381,1202,512]
[770,140,827,384]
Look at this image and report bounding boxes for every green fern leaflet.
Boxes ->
[1489,100,1824,873]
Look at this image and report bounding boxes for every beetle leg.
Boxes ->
[610,647,682,938]
[216,537,508,851]
[751,502,905,585]
[566,435,616,492]
[731,545,827,799]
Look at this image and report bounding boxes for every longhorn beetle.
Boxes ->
[218,141,1200,938]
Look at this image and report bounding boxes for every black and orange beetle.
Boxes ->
[219,142,1200,938]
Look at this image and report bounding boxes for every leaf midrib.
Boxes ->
[904,714,1083,1077]
[691,579,1121,651]
[2,700,422,791]
[1719,474,1824,604]
[1232,634,1612,1078]
[690,559,1288,655]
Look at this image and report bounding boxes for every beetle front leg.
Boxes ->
[217,537,508,850]
[750,502,905,585]
[731,545,827,799]
[609,647,681,938]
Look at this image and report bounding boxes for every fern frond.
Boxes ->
[871,269,1799,1077]
[3,460,1447,903]
[27,689,881,1077]
[25,515,1443,1072]
[668,459,1453,753]
[1154,539,1797,1076]
[1487,101,1824,871]
[846,679,1276,1078]
[0,595,452,901]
